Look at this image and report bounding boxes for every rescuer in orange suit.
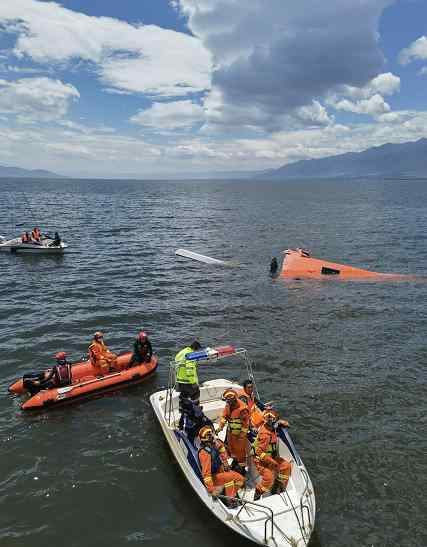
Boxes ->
[198,425,244,508]
[217,389,250,473]
[253,409,292,500]
[237,379,265,430]
[88,331,117,375]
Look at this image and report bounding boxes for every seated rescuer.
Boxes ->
[175,340,202,406]
[179,399,213,444]
[217,389,250,474]
[129,330,153,367]
[53,232,61,246]
[253,409,292,500]
[237,379,265,431]
[31,227,41,243]
[198,425,244,509]
[22,352,72,394]
[88,331,117,375]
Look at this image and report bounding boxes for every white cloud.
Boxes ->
[333,94,391,117]
[0,0,212,97]
[131,100,205,130]
[340,72,400,99]
[174,0,392,131]
[326,72,400,119]
[0,77,79,122]
[295,101,332,126]
[399,35,427,65]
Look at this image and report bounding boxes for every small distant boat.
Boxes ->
[275,248,413,280]
[9,352,158,410]
[150,346,315,546]
[0,235,67,254]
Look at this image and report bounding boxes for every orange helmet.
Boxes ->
[222,389,238,402]
[263,409,279,425]
[199,425,214,443]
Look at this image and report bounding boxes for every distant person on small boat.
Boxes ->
[175,340,202,406]
[31,227,41,244]
[21,232,30,243]
[198,425,244,508]
[22,352,72,395]
[217,389,250,474]
[129,330,152,367]
[179,399,213,444]
[253,409,291,500]
[88,331,117,376]
[52,232,61,246]
[237,380,265,431]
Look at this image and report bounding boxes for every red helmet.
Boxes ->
[55,351,67,360]
[137,331,147,341]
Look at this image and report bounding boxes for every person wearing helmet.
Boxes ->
[23,352,72,394]
[88,332,117,376]
[129,330,153,367]
[198,425,244,508]
[237,379,265,431]
[217,389,250,474]
[252,409,291,500]
[175,340,202,406]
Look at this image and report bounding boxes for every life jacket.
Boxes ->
[89,339,107,362]
[199,445,223,475]
[223,400,248,435]
[253,424,278,460]
[54,363,71,386]
[237,389,263,428]
[175,346,198,384]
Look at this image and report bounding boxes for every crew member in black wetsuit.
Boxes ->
[129,330,153,367]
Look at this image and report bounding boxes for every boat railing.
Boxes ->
[298,467,314,533]
[165,347,255,426]
[216,494,275,544]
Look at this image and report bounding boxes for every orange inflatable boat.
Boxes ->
[276,248,413,280]
[8,352,158,410]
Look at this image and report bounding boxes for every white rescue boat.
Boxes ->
[150,347,315,547]
[0,236,67,254]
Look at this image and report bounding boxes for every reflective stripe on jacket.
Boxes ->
[220,400,249,435]
[175,346,198,384]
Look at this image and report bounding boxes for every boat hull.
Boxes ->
[9,353,158,410]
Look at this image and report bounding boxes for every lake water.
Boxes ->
[0,178,426,547]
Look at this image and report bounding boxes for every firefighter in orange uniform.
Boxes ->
[217,389,250,472]
[253,409,292,500]
[237,379,265,430]
[198,425,244,508]
[88,331,117,375]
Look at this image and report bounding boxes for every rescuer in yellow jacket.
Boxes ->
[175,340,202,406]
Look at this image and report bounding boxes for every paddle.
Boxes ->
[57,371,123,394]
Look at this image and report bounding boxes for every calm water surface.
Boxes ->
[0,178,426,547]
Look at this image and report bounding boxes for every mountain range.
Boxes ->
[0,165,64,178]
[260,137,427,180]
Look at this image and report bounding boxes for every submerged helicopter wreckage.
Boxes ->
[272,248,416,280]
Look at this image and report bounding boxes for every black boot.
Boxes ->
[253,489,262,501]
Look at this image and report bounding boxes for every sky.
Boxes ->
[0,0,426,178]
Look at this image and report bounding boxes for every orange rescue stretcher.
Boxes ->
[8,352,158,411]
[278,248,415,280]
